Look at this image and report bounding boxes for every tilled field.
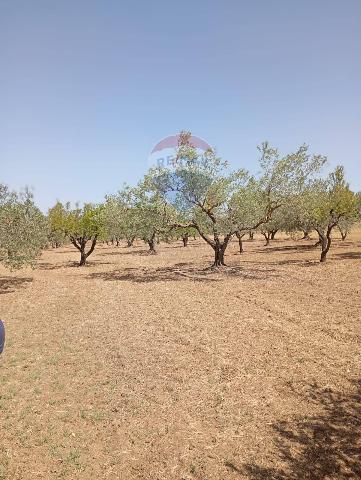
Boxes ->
[0,232,360,479]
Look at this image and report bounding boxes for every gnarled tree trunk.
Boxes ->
[71,235,98,266]
[213,244,226,267]
[211,233,234,267]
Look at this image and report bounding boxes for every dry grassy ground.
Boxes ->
[0,231,360,479]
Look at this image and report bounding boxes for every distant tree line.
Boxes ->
[1,131,360,268]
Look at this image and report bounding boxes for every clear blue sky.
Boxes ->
[1,0,360,211]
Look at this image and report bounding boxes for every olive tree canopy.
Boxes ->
[298,166,358,262]
[0,185,47,269]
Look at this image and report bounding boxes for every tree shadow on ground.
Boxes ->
[46,249,72,253]
[162,242,203,249]
[38,260,113,270]
[38,261,73,270]
[257,244,317,254]
[227,380,361,479]
[335,251,361,260]
[98,248,149,257]
[0,276,33,294]
[333,241,361,249]
[87,263,279,283]
[241,258,318,268]
[266,259,318,267]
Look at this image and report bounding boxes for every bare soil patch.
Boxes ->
[0,232,360,479]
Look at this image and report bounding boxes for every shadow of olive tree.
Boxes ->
[233,381,361,479]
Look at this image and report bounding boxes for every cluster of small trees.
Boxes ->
[1,132,360,269]
[254,167,360,261]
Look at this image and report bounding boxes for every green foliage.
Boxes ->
[257,206,289,240]
[147,131,325,265]
[47,201,67,247]
[102,187,143,246]
[131,183,177,249]
[287,166,359,261]
[0,185,48,269]
[1,134,357,269]
[298,166,357,232]
[62,203,105,241]
[48,201,105,265]
[101,194,127,243]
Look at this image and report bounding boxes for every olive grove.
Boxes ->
[1,131,359,270]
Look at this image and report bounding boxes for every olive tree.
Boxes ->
[336,192,360,241]
[174,225,197,247]
[257,206,291,245]
[0,185,47,269]
[48,201,67,248]
[131,184,176,254]
[301,166,357,262]
[277,194,316,241]
[337,217,356,241]
[102,194,128,246]
[169,202,198,247]
[62,203,104,266]
[108,187,145,248]
[149,132,325,267]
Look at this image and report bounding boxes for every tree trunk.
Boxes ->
[79,250,87,266]
[262,232,270,246]
[270,229,278,240]
[78,237,87,266]
[213,245,226,267]
[71,236,98,266]
[235,231,244,254]
[211,233,234,267]
[182,234,189,247]
[249,230,254,240]
[302,230,310,240]
[127,237,135,247]
[320,236,329,263]
[317,228,332,263]
[148,235,156,254]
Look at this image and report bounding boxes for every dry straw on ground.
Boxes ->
[0,232,360,479]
